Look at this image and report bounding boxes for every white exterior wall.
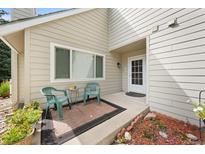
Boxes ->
[23,9,122,104]
[109,8,205,125]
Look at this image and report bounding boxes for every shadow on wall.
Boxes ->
[149,48,205,126]
[108,9,150,48]
[108,9,205,126]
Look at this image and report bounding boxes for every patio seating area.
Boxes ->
[33,92,148,145]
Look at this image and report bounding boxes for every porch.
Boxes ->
[34,92,148,145]
[64,92,148,145]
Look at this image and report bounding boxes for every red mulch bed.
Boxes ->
[115,112,202,145]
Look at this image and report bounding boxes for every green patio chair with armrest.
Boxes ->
[40,87,71,120]
[83,82,101,105]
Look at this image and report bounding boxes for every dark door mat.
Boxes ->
[125,92,146,97]
[41,99,126,145]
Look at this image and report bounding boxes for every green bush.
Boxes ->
[0,80,10,98]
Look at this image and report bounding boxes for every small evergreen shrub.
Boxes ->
[0,80,10,98]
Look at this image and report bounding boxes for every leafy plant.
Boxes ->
[151,119,167,132]
[190,100,205,120]
[25,108,42,124]
[158,123,167,132]
[0,80,10,98]
[2,101,42,144]
[174,129,188,141]
[1,123,32,145]
[6,101,42,125]
[6,109,26,125]
[143,130,154,140]
[116,136,127,144]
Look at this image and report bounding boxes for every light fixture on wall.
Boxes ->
[167,18,178,28]
[117,62,121,68]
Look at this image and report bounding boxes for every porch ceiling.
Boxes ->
[2,30,24,54]
[110,38,146,54]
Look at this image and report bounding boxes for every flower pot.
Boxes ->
[14,128,35,145]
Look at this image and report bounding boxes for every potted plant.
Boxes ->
[0,123,34,145]
[0,101,42,145]
[24,101,42,128]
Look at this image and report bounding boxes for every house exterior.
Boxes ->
[0,8,205,125]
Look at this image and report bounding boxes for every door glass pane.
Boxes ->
[72,50,94,79]
[96,55,103,78]
[131,59,143,85]
[55,47,70,79]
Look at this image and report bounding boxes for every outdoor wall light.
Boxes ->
[117,62,121,68]
[168,18,178,28]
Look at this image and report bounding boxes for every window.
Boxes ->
[131,59,143,85]
[55,47,70,79]
[51,43,105,82]
[96,55,103,78]
[72,50,95,79]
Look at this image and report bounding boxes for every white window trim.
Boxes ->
[50,42,106,83]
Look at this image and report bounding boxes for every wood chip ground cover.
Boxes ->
[115,112,201,145]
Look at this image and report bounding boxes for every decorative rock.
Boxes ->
[145,112,156,119]
[186,133,198,141]
[159,131,168,138]
[134,117,140,123]
[131,121,135,126]
[124,132,132,141]
[117,132,122,138]
[121,128,126,135]
[126,125,133,131]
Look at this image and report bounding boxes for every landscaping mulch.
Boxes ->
[115,112,202,145]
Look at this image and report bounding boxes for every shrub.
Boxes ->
[0,80,10,98]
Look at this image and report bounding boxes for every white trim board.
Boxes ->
[145,36,150,105]
[0,8,95,36]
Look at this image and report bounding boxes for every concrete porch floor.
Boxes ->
[62,92,149,145]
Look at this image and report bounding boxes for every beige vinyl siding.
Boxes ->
[109,8,205,125]
[11,8,36,21]
[121,49,146,92]
[24,9,122,104]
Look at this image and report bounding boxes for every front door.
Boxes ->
[128,55,146,94]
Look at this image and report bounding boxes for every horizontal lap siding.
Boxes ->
[27,9,122,104]
[109,8,205,125]
[149,9,205,125]
[11,9,36,20]
[108,8,198,49]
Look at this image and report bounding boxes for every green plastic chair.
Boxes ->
[41,87,71,120]
[83,82,101,105]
